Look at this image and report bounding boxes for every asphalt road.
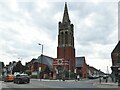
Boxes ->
[2,79,98,88]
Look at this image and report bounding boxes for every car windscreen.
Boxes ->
[20,75,28,77]
[16,75,20,77]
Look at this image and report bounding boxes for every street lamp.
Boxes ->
[38,43,43,55]
[38,43,44,81]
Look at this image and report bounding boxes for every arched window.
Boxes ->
[61,32,63,35]
[65,31,68,45]
[61,32,64,45]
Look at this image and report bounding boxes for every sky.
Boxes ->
[0,0,119,73]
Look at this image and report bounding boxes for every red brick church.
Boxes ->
[57,3,75,72]
[53,3,76,79]
[26,3,88,80]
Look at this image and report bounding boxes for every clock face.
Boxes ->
[58,60,62,63]
[58,59,63,65]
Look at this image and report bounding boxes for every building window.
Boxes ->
[65,31,68,45]
[61,32,64,45]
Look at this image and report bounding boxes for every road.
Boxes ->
[2,79,98,88]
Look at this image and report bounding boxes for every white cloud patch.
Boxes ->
[86,58,112,73]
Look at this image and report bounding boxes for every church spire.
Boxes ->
[62,2,70,23]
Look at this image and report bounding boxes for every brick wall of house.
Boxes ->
[81,61,87,78]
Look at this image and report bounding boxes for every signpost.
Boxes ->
[74,69,76,74]
[39,67,41,72]
[39,67,41,81]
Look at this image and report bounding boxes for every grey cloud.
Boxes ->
[74,2,117,45]
[0,1,118,67]
[16,2,58,39]
[4,40,41,58]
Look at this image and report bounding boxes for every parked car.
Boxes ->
[4,75,15,82]
[1,75,6,81]
[103,75,109,79]
[88,75,99,79]
[13,74,30,84]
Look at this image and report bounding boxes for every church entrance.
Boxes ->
[57,65,63,80]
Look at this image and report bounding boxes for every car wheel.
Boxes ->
[17,80,20,84]
[27,80,30,83]
[4,80,7,82]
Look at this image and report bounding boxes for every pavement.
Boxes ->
[93,78,120,88]
[31,78,88,82]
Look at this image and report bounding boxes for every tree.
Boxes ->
[25,70,31,75]
[2,62,4,68]
[12,61,28,74]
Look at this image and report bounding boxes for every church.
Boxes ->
[26,3,88,79]
[53,2,76,79]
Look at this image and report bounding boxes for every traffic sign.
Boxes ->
[39,67,41,72]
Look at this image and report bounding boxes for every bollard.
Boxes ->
[99,78,101,83]
[106,78,108,83]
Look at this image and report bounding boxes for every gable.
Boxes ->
[76,57,85,67]
[112,41,120,54]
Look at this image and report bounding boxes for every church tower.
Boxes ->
[57,3,75,72]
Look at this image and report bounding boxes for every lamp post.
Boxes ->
[38,43,43,81]
[38,43,43,55]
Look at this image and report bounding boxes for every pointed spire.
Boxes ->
[62,2,70,23]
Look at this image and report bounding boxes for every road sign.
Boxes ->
[39,67,41,72]
[32,72,37,75]
[74,69,76,73]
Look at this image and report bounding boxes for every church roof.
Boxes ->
[76,57,85,67]
[37,55,54,71]
[112,41,120,54]
[62,2,70,23]
[37,55,87,70]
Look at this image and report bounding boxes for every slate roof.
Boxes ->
[37,55,86,70]
[37,55,54,71]
[76,57,85,67]
[112,41,120,54]
[111,41,120,65]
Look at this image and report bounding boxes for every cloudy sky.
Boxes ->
[0,0,119,73]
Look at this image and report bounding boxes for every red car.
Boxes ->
[4,75,15,82]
